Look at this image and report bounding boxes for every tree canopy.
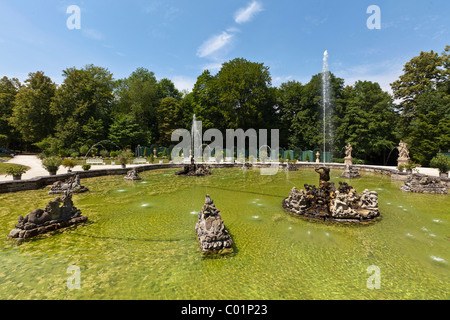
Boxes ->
[1,47,448,166]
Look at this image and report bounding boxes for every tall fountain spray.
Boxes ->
[191,114,202,161]
[322,50,331,163]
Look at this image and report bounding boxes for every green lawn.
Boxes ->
[0,162,30,176]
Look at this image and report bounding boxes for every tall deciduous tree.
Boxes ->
[0,76,21,149]
[156,97,184,146]
[113,67,158,143]
[214,58,277,130]
[391,46,450,165]
[50,64,115,150]
[335,81,398,164]
[10,71,56,144]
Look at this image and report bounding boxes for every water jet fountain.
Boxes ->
[175,115,211,176]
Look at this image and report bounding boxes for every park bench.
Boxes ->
[86,158,105,165]
[133,158,149,164]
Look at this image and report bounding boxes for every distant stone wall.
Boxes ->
[0,162,447,194]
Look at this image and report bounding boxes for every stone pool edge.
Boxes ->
[1,162,449,194]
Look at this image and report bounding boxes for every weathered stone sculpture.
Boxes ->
[400,173,448,194]
[344,143,353,165]
[175,156,211,176]
[397,140,410,167]
[284,162,298,171]
[316,151,321,163]
[48,175,89,195]
[124,168,142,181]
[282,167,380,223]
[195,195,233,255]
[340,164,361,179]
[8,192,88,241]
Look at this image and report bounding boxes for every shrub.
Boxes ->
[404,162,417,171]
[42,156,62,174]
[430,154,450,173]
[79,145,89,156]
[82,164,91,171]
[5,165,28,177]
[62,158,77,170]
[397,165,405,172]
[305,154,310,162]
[100,150,109,158]
[71,151,79,158]
[110,151,118,158]
[118,151,129,165]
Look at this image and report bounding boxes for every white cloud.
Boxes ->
[171,76,196,92]
[201,61,224,72]
[196,31,234,58]
[335,59,405,94]
[234,1,263,24]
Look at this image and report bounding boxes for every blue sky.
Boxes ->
[0,0,449,93]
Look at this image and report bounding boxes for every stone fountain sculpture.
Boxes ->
[282,167,380,223]
[8,192,88,241]
[175,156,211,176]
[124,168,142,181]
[48,174,89,195]
[397,140,410,167]
[341,164,361,179]
[344,143,353,165]
[340,143,360,178]
[400,173,448,194]
[195,194,233,255]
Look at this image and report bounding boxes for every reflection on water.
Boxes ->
[0,168,448,299]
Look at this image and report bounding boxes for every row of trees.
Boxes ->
[0,46,448,165]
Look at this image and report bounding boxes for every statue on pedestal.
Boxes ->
[397,140,410,167]
[344,143,353,165]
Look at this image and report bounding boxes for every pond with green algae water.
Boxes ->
[0,168,449,300]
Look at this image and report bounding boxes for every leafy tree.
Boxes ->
[406,89,450,166]
[214,58,277,130]
[276,80,304,148]
[391,49,447,131]
[191,70,223,130]
[391,46,450,165]
[50,64,115,149]
[335,81,398,164]
[156,97,184,146]
[280,73,344,151]
[108,114,146,149]
[113,67,158,143]
[9,71,56,144]
[157,78,182,100]
[0,76,21,149]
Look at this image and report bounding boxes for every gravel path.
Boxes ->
[0,155,142,182]
[0,155,443,182]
